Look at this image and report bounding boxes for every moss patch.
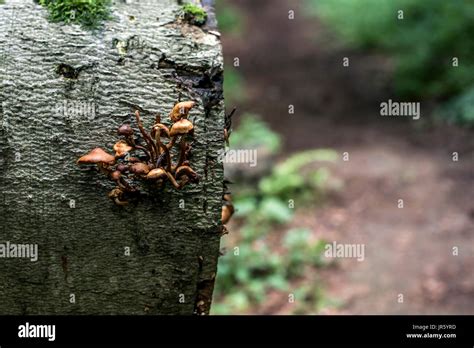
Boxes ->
[181,3,207,26]
[37,0,112,29]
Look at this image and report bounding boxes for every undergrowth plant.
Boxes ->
[212,115,338,314]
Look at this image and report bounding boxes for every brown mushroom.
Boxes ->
[118,124,136,147]
[151,121,170,158]
[170,118,194,137]
[110,170,122,181]
[169,101,195,122]
[221,203,234,225]
[108,187,129,206]
[113,140,134,158]
[116,163,129,172]
[117,124,134,137]
[175,165,199,184]
[77,148,115,166]
[129,162,150,176]
[151,123,170,139]
[146,168,168,181]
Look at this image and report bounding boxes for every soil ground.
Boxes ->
[220,0,474,314]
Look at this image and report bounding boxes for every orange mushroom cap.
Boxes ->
[170,119,194,137]
[221,204,234,225]
[169,101,195,122]
[151,123,170,139]
[129,162,150,175]
[146,168,168,180]
[77,148,115,165]
[113,140,134,158]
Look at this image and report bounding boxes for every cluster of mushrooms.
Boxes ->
[77,101,198,205]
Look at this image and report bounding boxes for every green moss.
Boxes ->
[181,3,207,26]
[38,0,112,29]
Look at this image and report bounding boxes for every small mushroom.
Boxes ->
[113,140,134,158]
[110,170,122,181]
[221,203,234,225]
[170,118,194,137]
[175,165,199,184]
[116,163,129,172]
[108,187,129,206]
[118,124,136,147]
[151,117,170,158]
[146,168,168,181]
[129,162,150,176]
[77,147,115,166]
[117,124,134,137]
[109,170,136,192]
[170,101,195,122]
[127,156,141,163]
[151,123,170,139]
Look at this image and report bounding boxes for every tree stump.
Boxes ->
[0,0,224,315]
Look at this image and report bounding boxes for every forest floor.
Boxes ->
[220,0,474,314]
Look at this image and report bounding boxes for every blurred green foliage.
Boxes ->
[307,0,474,124]
[260,150,336,201]
[223,66,247,105]
[216,0,246,105]
[439,86,474,126]
[230,114,281,154]
[212,116,337,314]
[216,0,244,35]
[37,0,111,29]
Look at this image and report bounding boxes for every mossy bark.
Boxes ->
[0,0,224,315]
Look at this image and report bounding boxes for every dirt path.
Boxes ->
[221,0,474,314]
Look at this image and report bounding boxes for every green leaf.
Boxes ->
[259,197,293,224]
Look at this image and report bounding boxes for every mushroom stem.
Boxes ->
[116,177,136,193]
[126,135,136,147]
[154,129,163,156]
[159,143,172,172]
[166,172,181,189]
[98,163,113,176]
[166,135,178,150]
[134,145,151,161]
[173,137,187,173]
[134,110,157,164]
[114,197,129,206]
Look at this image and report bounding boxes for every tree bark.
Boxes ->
[0,0,224,315]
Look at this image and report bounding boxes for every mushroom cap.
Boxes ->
[151,123,170,139]
[118,124,134,136]
[146,168,168,180]
[116,163,129,172]
[113,140,134,158]
[129,162,150,175]
[110,170,122,181]
[221,204,234,225]
[127,156,141,163]
[108,187,129,206]
[170,101,195,122]
[77,148,115,165]
[175,165,199,183]
[170,119,194,137]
